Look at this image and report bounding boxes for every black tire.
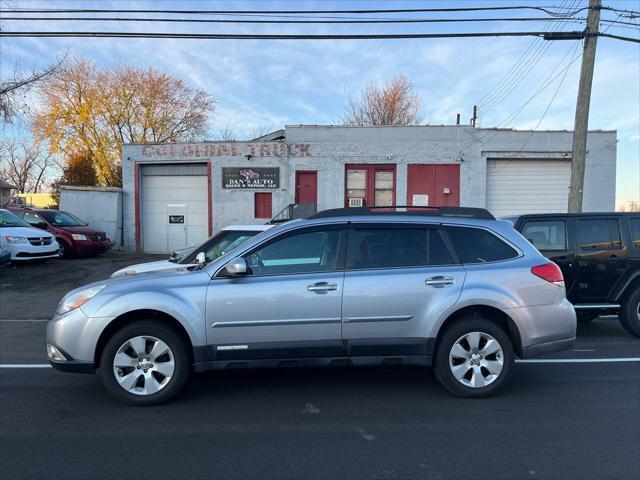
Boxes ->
[58,239,72,258]
[576,311,600,323]
[433,317,514,398]
[98,321,190,406]
[619,287,640,338]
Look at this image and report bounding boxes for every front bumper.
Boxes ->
[10,244,59,260]
[74,239,112,255]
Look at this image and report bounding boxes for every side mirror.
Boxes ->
[195,252,206,264]
[225,257,247,276]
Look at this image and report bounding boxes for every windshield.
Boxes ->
[39,210,87,227]
[179,230,263,264]
[0,209,30,228]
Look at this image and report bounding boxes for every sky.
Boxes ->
[1,0,639,206]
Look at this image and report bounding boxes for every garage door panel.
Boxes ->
[141,175,209,254]
[486,159,570,218]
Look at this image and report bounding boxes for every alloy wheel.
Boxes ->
[448,331,504,388]
[112,335,175,396]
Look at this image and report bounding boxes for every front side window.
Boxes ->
[521,220,567,251]
[347,227,456,269]
[446,226,519,263]
[39,210,86,227]
[631,219,640,249]
[578,218,622,250]
[180,230,260,264]
[244,228,342,275]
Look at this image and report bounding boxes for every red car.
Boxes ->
[9,207,112,258]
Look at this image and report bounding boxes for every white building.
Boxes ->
[121,125,617,254]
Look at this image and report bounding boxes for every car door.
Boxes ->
[341,223,465,358]
[574,216,628,301]
[519,217,577,297]
[205,224,347,361]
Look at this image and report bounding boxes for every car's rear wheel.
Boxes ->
[619,287,640,338]
[434,317,514,398]
[98,321,190,406]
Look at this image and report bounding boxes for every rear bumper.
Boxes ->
[520,336,575,358]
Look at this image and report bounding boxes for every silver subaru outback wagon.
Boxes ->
[47,207,576,405]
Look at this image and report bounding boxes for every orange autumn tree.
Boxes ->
[342,74,423,126]
[33,57,215,186]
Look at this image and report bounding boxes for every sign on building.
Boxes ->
[222,167,280,189]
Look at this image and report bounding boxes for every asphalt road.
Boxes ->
[1,255,639,479]
[1,318,639,480]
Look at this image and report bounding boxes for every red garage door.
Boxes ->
[406,164,460,207]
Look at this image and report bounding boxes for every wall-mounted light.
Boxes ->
[245,154,252,161]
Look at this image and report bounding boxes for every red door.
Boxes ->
[295,171,317,205]
[406,164,460,207]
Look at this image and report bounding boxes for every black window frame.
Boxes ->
[628,217,640,250]
[444,225,521,264]
[521,219,568,252]
[345,222,460,271]
[577,217,624,251]
[217,224,348,278]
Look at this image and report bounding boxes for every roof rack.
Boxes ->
[309,206,495,220]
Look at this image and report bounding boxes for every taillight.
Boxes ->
[531,263,564,285]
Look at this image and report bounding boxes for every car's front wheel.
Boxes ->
[433,317,514,398]
[98,321,190,406]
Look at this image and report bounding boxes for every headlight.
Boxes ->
[4,236,28,244]
[72,234,88,241]
[57,284,106,315]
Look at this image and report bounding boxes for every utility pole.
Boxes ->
[471,105,478,127]
[568,0,601,212]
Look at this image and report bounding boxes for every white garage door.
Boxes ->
[486,159,571,217]
[141,175,209,254]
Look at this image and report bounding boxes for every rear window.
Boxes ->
[446,226,519,263]
[347,227,456,269]
[578,218,622,250]
[521,220,567,251]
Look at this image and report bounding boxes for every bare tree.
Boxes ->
[214,121,239,141]
[342,74,424,126]
[0,140,54,193]
[0,55,67,123]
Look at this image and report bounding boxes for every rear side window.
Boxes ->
[446,226,518,263]
[630,219,640,249]
[347,227,456,269]
[521,220,567,251]
[578,219,622,250]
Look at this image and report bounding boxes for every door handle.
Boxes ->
[425,276,455,287]
[608,254,618,263]
[307,282,338,292]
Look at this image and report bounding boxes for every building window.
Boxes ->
[345,165,396,207]
[254,192,272,218]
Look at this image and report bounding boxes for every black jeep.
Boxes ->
[506,213,640,337]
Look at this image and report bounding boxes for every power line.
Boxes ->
[0,30,588,40]
[0,6,592,16]
[477,0,580,114]
[0,16,595,25]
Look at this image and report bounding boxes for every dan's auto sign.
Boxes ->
[222,167,280,189]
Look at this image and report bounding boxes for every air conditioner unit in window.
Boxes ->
[349,198,364,208]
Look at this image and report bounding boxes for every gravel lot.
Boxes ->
[0,252,164,319]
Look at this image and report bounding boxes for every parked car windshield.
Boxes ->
[179,230,263,264]
[0,209,30,228]
[39,210,87,227]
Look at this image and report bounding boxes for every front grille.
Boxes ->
[27,237,52,246]
[88,233,106,242]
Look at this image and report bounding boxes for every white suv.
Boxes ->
[0,209,60,261]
